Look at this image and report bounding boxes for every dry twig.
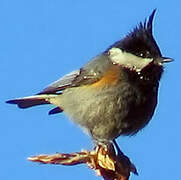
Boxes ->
[28,144,137,180]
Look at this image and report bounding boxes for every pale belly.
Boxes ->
[58,83,157,142]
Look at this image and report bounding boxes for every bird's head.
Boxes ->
[106,9,172,82]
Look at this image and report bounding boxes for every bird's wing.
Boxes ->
[6,54,109,113]
[39,70,81,94]
[39,54,109,94]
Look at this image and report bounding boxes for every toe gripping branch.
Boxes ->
[28,143,138,180]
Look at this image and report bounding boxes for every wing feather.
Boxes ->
[39,70,80,94]
[39,54,110,94]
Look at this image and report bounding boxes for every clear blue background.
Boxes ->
[1,0,180,180]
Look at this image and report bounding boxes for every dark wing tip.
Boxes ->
[38,87,64,95]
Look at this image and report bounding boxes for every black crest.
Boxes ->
[108,9,162,58]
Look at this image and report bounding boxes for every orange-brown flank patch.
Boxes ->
[91,65,120,88]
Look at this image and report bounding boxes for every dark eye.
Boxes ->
[138,51,151,58]
[140,53,144,57]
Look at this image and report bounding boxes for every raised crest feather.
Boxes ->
[107,9,161,58]
[146,9,156,34]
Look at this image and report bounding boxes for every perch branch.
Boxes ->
[28,144,137,180]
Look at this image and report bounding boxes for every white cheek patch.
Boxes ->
[108,48,153,72]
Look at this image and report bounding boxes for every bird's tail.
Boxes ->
[6,94,63,115]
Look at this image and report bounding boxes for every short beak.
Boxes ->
[155,57,173,65]
[161,57,174,63]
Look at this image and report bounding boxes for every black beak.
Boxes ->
[161,57,174,63]
[155,57,173,65]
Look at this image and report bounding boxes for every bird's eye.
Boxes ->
[140,53,144,57]
[139,51,150,58]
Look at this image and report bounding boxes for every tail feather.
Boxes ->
[6,94,58,109]
[49,107,63,115]
[6,98,49,108]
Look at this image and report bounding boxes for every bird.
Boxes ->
[6,9,172,148]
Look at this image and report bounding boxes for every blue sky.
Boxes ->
[1,0,180,180]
